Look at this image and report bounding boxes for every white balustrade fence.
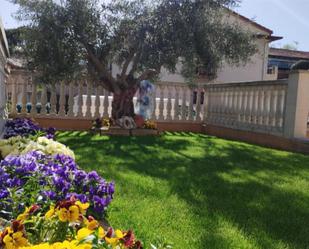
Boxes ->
[8,80,205,122]
[204,80,288,135]
[8,73,309,139]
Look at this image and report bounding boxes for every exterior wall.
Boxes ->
[0,18,9,137]
[215,39,268,83]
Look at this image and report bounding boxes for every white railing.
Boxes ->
[8,79,205,123]
[6,70,309,139]
[204,80,288,135]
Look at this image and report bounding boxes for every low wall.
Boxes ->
[203,124,309,154]
[11,115,203,133]
[8,115,309,154]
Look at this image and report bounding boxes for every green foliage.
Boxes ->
[57,131,309,249]
[5,26,28,56]
[10,0,256,90]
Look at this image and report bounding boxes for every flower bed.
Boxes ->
[0,136,75,159]
[3,119,55,140]
[0,197,142,249]
[0,118,148,249]
[0,151,114,220]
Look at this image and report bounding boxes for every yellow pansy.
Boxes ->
[58,205,79,222]
[45,205,55,219]
[75,201,89,215]
[84,219,99,231]
[105,237,120,247]
[3,231,28,249]
[98,227,105,238]
[77,228,93,241]
[16,207,30,221]
[115,229,124,239]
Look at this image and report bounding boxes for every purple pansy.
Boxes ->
[0,151,114,219]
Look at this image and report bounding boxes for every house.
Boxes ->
[0,17,9,135]
[268,47,309,79]
[159,9,282,84]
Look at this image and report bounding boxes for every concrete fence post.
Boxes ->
[284,70,309,139]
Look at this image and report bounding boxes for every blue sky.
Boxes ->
[1,0,309,51]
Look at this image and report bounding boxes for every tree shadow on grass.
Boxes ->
[57,132,309,249]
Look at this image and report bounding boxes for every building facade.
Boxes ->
[269,48,309,79]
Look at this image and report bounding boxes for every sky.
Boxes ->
[0,0,309,51]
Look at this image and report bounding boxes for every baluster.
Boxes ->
[203,87,209,122]
[173,86,180,121]
[67,82,74,117]
[20,83,27,114]
[166,86,172,120]
[195,87,202,122]
[263,87,270,129]
[76,81,83,117]
[240,88,247,125]
[40,84,47,115]
[188,88,194,121]
[269,87,277,130]
[251,87,258,126]
[246,88,253,125]
[59,81,66,116]
[257,88,264,126]
[85,81,92,118]
[94,85,101,118]
[151,87,157,120]
[30,82,37,116]
[212,88,217,123]
[11,79,17,115]
[50,84,57,116]
[276,87,286,131]
[226,87,232,126]
[103,89,109,118]
[212,88,219,123]
[237,87,244,126]
[181,86,187,121]
[247,88,253,125]
[231,88,238,127]
[220,88,226,124]
[214,88,220,124]
[223,87,229,125]
[158,85,165,120]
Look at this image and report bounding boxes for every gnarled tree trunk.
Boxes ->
[111,86,138,120]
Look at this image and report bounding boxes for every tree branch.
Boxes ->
[128,52,141,76]
[120,50,135,81]
[84,45,120,93]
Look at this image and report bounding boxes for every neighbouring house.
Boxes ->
[0,17,9,136]
[268,47,309,79]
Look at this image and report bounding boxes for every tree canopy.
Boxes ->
[9,0,256,119]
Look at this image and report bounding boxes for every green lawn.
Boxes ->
[57,131,309,249]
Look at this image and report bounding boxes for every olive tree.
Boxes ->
[10,0,256,120]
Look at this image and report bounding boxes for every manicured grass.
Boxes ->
[57,131,309,249]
